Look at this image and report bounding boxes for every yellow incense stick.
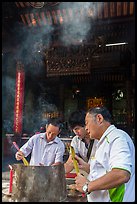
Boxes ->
[70,146,79,174]
[22,157,29,166]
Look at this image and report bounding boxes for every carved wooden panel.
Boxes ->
[14,2,134,27]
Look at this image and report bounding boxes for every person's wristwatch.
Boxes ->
[82,181,89,195]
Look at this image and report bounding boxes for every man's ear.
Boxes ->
[97,114,104,124]
[46,124,48,129]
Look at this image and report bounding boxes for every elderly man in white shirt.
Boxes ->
[15,118,65,166]
[74,106,135,202]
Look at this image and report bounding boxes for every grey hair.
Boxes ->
[87,106,112,123]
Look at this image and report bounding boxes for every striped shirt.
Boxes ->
[20,133,65,166]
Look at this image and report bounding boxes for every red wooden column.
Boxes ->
[13,61,25,134]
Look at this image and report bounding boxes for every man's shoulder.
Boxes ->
[30,133,45,140]
[71,135,79,141]
[56,136,64,144]
[71,135,84,146]
[56,137,65,148]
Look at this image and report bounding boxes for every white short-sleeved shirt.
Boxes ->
[20,133,65,166]
[87,125,135,202]
[70,136,89,162]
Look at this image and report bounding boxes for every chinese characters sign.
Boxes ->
[87,97,105,110]
[13,67,25,134]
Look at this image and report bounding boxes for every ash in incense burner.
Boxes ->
[11,163,67,202]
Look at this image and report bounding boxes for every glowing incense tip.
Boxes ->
[9,165,13,170]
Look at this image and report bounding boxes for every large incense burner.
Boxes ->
[11,163,67,202]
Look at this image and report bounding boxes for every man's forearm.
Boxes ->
[51,162,62,166]
[88,169,130,193]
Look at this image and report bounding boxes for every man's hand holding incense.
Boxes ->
[75,154,90,173]
[15,151,24,160]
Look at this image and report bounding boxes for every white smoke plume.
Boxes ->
[58,2,100,46]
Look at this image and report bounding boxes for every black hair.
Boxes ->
[68,110,86,129]
[87,106,112,123]
[47,118,63,131]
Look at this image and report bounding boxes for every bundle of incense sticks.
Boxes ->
[70,146,79,174]
[13,142,29,166]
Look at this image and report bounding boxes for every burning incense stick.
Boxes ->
[13,142,29,166]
